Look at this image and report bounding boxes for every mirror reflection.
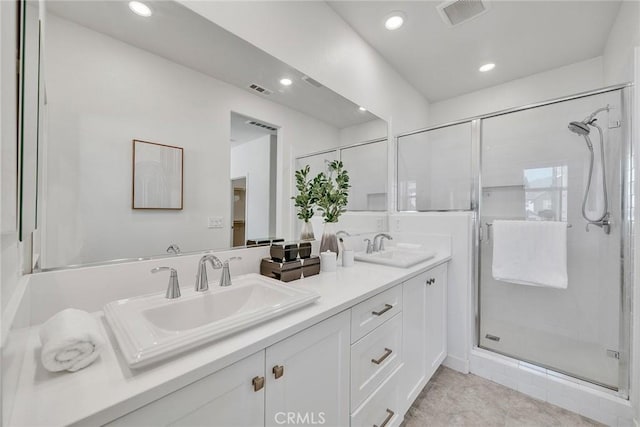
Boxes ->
[30,0,387,269]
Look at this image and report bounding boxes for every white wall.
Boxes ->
[603,0,640,85]
[338,119,387,147]
[178,1,431,136]
[428,57,604,126]
[43,13,341,268]
[230,135,272,239]
[390,212,474,373]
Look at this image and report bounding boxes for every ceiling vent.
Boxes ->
[437,0,490,27]
[247,83,273,96]
[245,120,278,132]
[301,75,323,88]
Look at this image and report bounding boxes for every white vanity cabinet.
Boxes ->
[350,287,404,427]
[103,263,448,427]
[107,351,266,427]
[400,263,448,411]
[265,310,350,427]
[108,311,350,427]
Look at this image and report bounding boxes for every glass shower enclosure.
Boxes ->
[478,88,631,393]
[397,84,632,395]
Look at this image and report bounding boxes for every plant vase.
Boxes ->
[300,221,315,241]
[319,222,339,256]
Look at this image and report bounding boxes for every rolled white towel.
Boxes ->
[39,308,105,373]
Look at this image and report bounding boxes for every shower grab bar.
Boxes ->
[483,222,572,242]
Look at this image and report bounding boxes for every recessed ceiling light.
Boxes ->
[359,106,367,112]
[279,78,292,86]
[479,63,496,72]
[385,12,405,30]
[129,1,152,17]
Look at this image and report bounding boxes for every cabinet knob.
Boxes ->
[272,365,284,379]
[426,278,435,285]
[252,376,265,392]
[374,408,395,427]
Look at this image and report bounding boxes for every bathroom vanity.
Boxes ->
[6,251,449,426]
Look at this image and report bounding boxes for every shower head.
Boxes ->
[568,121,590,136]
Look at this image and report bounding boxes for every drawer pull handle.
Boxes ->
[371,348,393,365]
[252,376,264,392]
[273,365,284,379]
[374,408,395,427]
[372,304,393,316]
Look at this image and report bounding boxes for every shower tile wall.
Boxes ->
[479,90,624,388]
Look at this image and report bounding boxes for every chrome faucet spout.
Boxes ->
[363,238,373,254]
[195,255,223,292]
[373,233,393,252]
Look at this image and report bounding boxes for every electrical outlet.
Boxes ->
[207,216,224,229]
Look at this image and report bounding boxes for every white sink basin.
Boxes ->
[104,273,319,368]
[354,247,436,268]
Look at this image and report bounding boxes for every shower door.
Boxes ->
[478,88,629,391]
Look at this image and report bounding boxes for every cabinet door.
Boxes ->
[425,264,447,379]
[401,271,428,411]
[107,351,265,427]
[400,264,448,412]
[265,311,350,427]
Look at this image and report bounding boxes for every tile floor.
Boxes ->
[402,366,602,426]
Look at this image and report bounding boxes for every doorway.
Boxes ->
[231,177,246,247]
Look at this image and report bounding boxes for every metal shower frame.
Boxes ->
[395,82,633,397]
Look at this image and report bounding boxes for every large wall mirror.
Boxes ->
[19,0,387,270]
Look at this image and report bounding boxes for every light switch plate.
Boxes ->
[376,218,384,231]
[208,216,224,229]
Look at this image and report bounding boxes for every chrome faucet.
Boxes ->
[363,238,373,254]
[373,233,393,252]
[151,267,181,299]
[195,254,223,292]
[220,257,242,287]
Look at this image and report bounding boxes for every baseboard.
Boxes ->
[443,354,469,373]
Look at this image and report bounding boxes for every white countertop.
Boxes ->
[9,254,450,426]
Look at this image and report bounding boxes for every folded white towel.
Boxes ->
[492,220,568,289]
[39,308,105,372]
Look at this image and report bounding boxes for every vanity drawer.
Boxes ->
[351,365,403,427]
[351,285,402,343]
[351,312,402,409]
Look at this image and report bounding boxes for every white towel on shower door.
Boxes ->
[491,220,568,289]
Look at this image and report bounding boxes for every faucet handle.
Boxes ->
[363,239,373,254]
[222,256,242,266]
[220,257,242,287]
[151,267,180,299]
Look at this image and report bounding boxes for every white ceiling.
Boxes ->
[46,1,380,129]
[328,1,622,102]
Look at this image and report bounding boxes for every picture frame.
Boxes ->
[132,139,183,210]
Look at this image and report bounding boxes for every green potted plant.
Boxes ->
[292,165,318,241]
[313,160,350,255]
